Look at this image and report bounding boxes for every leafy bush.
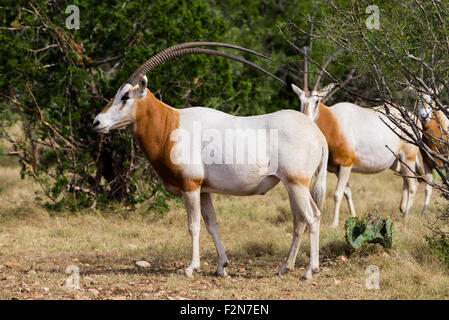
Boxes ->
[2,0,232,209]
[426,234,449,267]
[0,0,312,211]
[426,201,449,267]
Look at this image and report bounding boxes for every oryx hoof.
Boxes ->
[301,267,319,281]
[213,269,228,277]
[301,270,313,281]
[184,266,197,278]
[276,264,292,276]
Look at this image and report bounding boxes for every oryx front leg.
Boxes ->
[200,193,229,277]
[331,166,352,228]
[183,190,202,278]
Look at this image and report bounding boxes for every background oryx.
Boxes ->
[93,42,329,280]
[290,53,420,227]
[412,87,449,214]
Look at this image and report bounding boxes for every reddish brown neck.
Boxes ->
[422,111,447,168]
[134,90,179,163]
[314,101,356,167]
[314,102,331,135]
[133,90,201,192]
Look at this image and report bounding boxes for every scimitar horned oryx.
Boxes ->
[93,42,328,280]
[290,48,420,227]
[409,85,449,215]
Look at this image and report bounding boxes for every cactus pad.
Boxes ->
[344,214,394,249]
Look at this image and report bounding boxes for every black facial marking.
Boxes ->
[121,92,129,101]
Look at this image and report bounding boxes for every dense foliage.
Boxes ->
[0,0,312,210]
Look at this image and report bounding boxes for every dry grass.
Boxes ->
[1,157,449,299]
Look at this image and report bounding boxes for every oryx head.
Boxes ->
[290,47,341,122]
[291,83,336,122]
[408,85,444,124]
[93,77,148,133]
[417,92,435,123]
[93,42,285,133]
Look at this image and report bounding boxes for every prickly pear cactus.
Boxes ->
[344,213,394,249]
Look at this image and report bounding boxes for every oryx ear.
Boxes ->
[318,83,337,99]
[291,83,304,97]
[136,75,148,98]
[423,93,433,105]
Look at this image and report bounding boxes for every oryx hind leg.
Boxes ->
[405,175,418,216]
[344,183,357,217]
[279,181,321,280]
[200,193,229,277]
[277,212,306,276]
[331,165,353,228]
[399,177,409,215]
[391,153,411,215]
[399,155,418,216]
[421,161,433,215]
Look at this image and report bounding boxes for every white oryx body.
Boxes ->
[291,84,420,227]
[94,77,328,280]
[175,106,323,197]
[328,103,413,173]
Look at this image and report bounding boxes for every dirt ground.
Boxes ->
[0,160,448,300]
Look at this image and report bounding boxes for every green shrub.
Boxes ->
[427,202,449,267]
[0,0,308,212]
[426,234,449,267]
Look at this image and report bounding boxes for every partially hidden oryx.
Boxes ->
[413,87,449,214]
[93,42,329,280]
[290,52,420,227]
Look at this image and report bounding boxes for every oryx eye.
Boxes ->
[121,93,129,101]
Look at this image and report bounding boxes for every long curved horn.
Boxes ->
[312,49,344,92]
[303,46,309,95]
[127,42,274,85]
[127,47,285,85]
[157,42,272,59]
